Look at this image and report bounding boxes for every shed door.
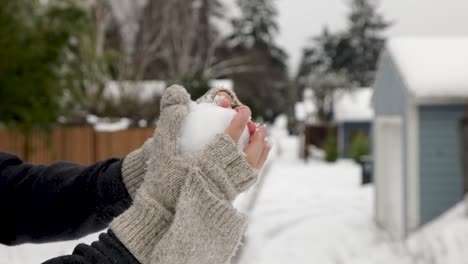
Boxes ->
[375,117,404,238]
[419,105,465,225]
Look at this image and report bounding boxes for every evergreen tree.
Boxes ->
[298,0,390,89]
[337,0,390,86]
[296,27,348,123]
[0,0,89,159]
[228,0,288,68]
[223,0,289,121]
[228,0,279,48]
[296,0,390,123]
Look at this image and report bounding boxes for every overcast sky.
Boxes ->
[276,0,468,75]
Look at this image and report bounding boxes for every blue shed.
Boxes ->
[333,88,374,158]
[373,37,468,239]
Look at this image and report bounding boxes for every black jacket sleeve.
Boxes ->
[43,230,140,264]
[0,152,132,246]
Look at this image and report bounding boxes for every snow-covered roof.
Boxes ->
[209,79,234,91]
[387,37,468,101]
[295,100,317,123]
[334,88,374,122]
[104,79,234,102]
[104,81,166,102]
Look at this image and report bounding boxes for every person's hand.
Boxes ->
[111,86,262,263]
[214,91,272,170]
[214,91,257,136]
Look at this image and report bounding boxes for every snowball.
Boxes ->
[178,102,250,154]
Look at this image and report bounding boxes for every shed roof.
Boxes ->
[334,88,374,122]
[387,37,468,102]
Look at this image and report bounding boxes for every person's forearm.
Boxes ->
[0,152,132,245]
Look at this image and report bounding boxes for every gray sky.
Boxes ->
[276,0,468,75]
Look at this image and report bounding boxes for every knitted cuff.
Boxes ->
[121,149,146,200]
[122,138,154,199]
[198,134,258,201]
[187,173,247,237]
[150,173,247,264]
[196,87,243,108]
[110,190,173,264]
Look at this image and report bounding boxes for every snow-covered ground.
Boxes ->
[236,135,387,264]
[349,201,468,264]
[0,232,100,263]
[236,133,468,264]
[2,128,468,263]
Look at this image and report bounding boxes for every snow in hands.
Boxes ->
[178,100,251,155]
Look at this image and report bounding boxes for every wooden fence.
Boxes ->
[0,126,154,165]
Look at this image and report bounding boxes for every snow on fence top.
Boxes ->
[387,37,468,100]
[334,88,374,122]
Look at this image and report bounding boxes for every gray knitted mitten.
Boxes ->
[120,87,243,200]
[111,85,258,264]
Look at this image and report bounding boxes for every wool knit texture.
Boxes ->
[111,85,257,264]
[121,86,242,200]
[196,87,243,108]
[121,138,154,199]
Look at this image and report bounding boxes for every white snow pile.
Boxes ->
[387,37,468,100]
[349,200,468,264]
[333,88,374,122]
[178,102,250,154]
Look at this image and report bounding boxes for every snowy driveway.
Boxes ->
[236,137,386,264]
[2,136,467,264]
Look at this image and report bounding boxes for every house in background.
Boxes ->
[373,37,468,239]
[333,88,374,158]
